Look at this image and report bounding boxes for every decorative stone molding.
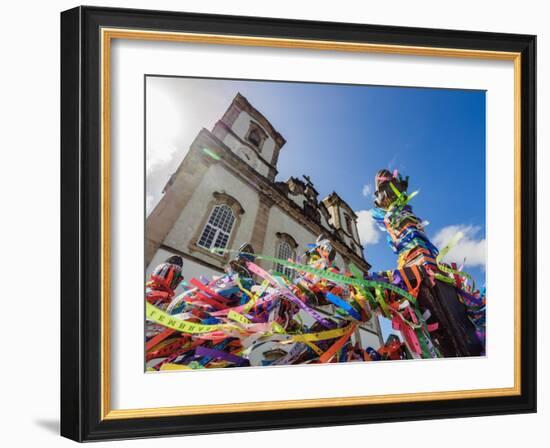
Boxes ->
[188,191,245,265]
[275,232,299,249]
[212,191,245,216]
[244,120,268,152]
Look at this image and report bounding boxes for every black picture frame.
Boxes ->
[61,5,536,442]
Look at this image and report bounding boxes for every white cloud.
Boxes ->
[362,184,373,198]
[145,147,184,216]
[356,210,381,246]
[432,224,486,268]
[145,77,239,216]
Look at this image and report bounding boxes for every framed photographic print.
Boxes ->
[60,6,536,441]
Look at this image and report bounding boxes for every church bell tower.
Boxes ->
[322,192,362,257]
[211,93,286,181]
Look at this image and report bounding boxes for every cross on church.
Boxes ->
[302,174,314,188]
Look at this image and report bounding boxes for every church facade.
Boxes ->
[145,93,382,347]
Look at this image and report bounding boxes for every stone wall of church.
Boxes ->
[339,208,360,243]
[163,162,260,270]
[319,209,331,230]
[334,206,362,258]
[263,205,348,272]
[146,247,220,292]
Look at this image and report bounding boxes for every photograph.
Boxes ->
[57,5,537,441]
[144,76,487,371]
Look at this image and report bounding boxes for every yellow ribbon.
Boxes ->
[227,309,251,325]
[146,302,236,334]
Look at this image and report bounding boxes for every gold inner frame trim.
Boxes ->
[100,27,522,420]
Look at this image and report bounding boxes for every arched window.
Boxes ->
[245,121,267,151]
[344,213,354,235]
[247,128,262,148]
[197,204,236,250]
[275,241,294,278]
[274,237,296,279]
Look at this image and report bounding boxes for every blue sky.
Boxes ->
[146,76,486,287]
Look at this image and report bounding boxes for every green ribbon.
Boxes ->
[212,248,417,305]
[435,232,476,291]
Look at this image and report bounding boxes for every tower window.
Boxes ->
[345,213,354,235]
[247,128,262,147]
[245,121,267,151]
[197,204,236,250]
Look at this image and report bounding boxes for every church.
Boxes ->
[145,93,383,348]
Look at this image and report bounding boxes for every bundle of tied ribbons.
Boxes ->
[147,248,441,370]
[371,169,486,344]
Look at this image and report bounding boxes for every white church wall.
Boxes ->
[339,207,361,247]
[263,206,318,265]
[231,110,253,139]
[221,130,240,152]
[319,211,331,230]
[221,132,271,178]
[146,247,222,296]
[261,137,276,162]
[163,163,260,268]
[263,206,350,274]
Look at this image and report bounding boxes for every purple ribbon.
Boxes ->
[195,346,250,366]
[283,292,333,328]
